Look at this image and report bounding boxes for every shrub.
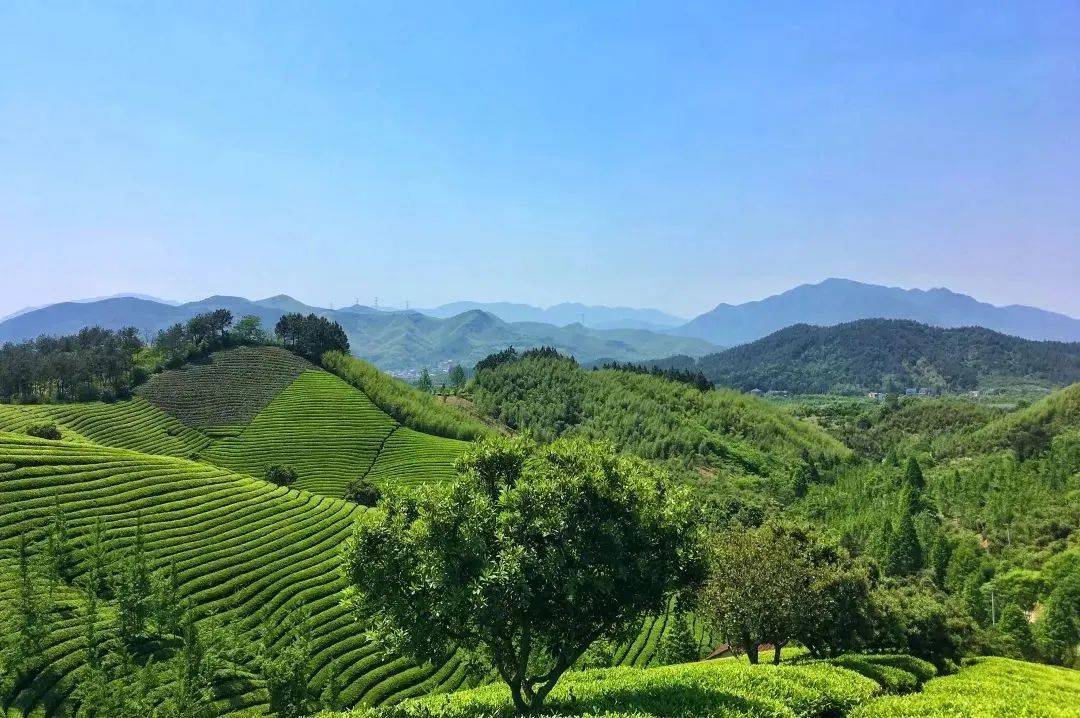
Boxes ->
[25,423,61,440]
[266,464,299,488]
[344,477,382,507]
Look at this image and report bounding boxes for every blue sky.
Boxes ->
[1,1,1078,318]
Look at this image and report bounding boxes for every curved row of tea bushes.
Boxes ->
[851,657,1080,717]
[0,434,462,717]
[137,345,315,429]
[362,427,469,488]
[0,398,211,458]
[337,653,936,718]
[202,371,399,497]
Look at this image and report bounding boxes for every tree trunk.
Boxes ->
[744,641,759,664]
[773,643,784,665]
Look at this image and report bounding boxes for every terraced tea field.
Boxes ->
[0,431,706,717]
[0,398,211,458]
[137,345,315,430]
[335,653,940,718]
[851,657,1080,717]
[0,434,475,716]
[200,370,401,496]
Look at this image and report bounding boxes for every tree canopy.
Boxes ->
[341,434,705,711]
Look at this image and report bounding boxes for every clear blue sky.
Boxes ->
[2,1,1078,318]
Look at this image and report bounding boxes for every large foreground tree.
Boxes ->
[342,435,705,712]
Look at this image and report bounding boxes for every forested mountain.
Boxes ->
[0,295,714,375]
[419,301,686,330]
[676,319,1080,394]
[676,278,1080,345]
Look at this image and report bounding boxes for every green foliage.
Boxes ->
[24,422,61,440]
[691,320,1080,394]
[699,523,873,663]
[324,350,489,441]
[866,582,972,671]
[448,364,468,389]
[266,463,299,488]
[0,325,145,403]
[43,495,77,585]
[112,517,152,644]
[342,435,705,711]
[993,602,1035,660]
[471,353,850,502]
[336,656,920,718]
[851,656,1080,717]
[136,345,313,429]
[343,476,382,506]
[1036,568,1080,667]
[884,512,923,576]
[655,613,701,665]
[274,311,350,363]
[415,367,434,393]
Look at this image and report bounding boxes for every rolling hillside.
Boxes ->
[470,352,851,500]
[677,278,1080,345]
[0,434,474,715]
[680,319,1080,394]
[0,347,476,499]
[0,296,716,376]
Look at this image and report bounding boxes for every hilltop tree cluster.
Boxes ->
[274,313,349,363]
[599,360,714,391]
[0,326,146,402]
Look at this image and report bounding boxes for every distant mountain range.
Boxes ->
[665,319,1080,394]
[0,294,715,376]
[675,278,1080,345]
[419,301,686,331]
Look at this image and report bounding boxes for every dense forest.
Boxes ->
[671,319,1080,394]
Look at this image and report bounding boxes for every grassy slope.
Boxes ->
[852,657,1080,717]
[470,357,850,500]
[201,370,399,496]
[0,433,473,716]
[0,398,211,458]
[335,654,937,718]
[136,346,315,431]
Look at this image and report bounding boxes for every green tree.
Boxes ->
[233,315,269,344]
[995,602,1034,660]
[113,518,152,644]
[266,464,298,488]
[257,605,313,718]
[904,456,926,491]
[81,516,112,597]
[3,534,53,681]
[151,561,185,636]
[1036,570,1080,667]
[160,611,217,718]
[342,435,704,712]
[929,534,952,588]
[885,512,923,576]
[656,613,701,665]
[43,495,77,587]
[699,524,809,664]
[448,364,468,389]
[416,367,434,393]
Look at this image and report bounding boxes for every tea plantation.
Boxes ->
[334,654,939,718]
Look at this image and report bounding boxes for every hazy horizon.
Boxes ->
[2,2,1078,319]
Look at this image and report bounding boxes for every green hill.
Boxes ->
[943,383,1080,458]
[683,319,1080,394]
[470,353,851,500]
[135,345,315,432]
